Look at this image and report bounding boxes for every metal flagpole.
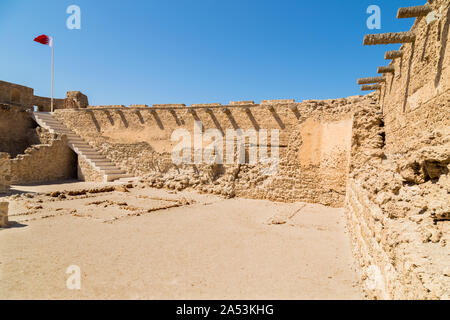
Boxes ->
[51,41,54,113]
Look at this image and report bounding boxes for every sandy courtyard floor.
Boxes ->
[0,180,363,299]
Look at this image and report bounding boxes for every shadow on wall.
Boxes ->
[116,110,129,128]
[246,110,260,131]
[403,41,416,113]
[151,110,164,130]
[135,110,145,124]
[225,111,239,130]
[69,103,301,141]
[88,111,101,132]
[208,111,224,136]
[170,109,183,126]
[435,5,450,88]
[269,109,286,129]
[104,110,115,126]
[421,24,431,62]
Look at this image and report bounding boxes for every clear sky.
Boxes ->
[0,0,425,106]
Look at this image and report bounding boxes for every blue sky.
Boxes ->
[0,0,425,106]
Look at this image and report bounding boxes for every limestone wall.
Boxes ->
[54,95,377,206]
[10,130,77,184]
[0,153,11,193]
[382,1,450,157]
[0,81,34,108]
[77,157,104,183]
[0,106,37,157]
[32,96,65,112]
[347,0,450,300]
[33,91,89,112]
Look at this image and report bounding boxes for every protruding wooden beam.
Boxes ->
[364,32,415,45]
[397,5,432,19]
[377,66,395,74]
[361,84,381,91]
[385,50,403,60]
[357,77,386,85]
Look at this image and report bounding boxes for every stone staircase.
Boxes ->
[32,112,133,182]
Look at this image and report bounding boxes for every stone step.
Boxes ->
[79,153,104,159]
[71,143,91,149]
[50,126,70,130]
[32,112,133,182]
[102,169,127,174]
[43,121,65,127]
[75,147,98,152]
[105,173,133,182]
[80,154,105,160]
[68,139,85,144]
[91,161,117,167]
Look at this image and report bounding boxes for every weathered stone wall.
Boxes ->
[0,80,34,108]
[0,79,89,112]
[347,0,449,300]
[0,106,37,157]
[10,129,77,184]
[0,153,11,193]
[33,91,89,112]
[77,156,104,183]
[54,94,377,207]
[32,96,65,112]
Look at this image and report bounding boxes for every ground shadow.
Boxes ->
[0,221,28,231]
[435,6,450,88]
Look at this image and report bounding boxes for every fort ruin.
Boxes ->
[0,0,449,300]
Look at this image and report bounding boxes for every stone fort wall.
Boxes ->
[0,80,88,112]
[0,0,447,300]
[346,0,449,299]
[54,94,377,207]
[0,105,37,157]
[10,129,77,185]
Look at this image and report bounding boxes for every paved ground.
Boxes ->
[0,181,363,299]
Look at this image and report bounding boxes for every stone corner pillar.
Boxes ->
[0,202,9,228]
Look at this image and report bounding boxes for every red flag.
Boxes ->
[34,34,53,47]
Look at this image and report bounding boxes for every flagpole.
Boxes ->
[51,41,54,113]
